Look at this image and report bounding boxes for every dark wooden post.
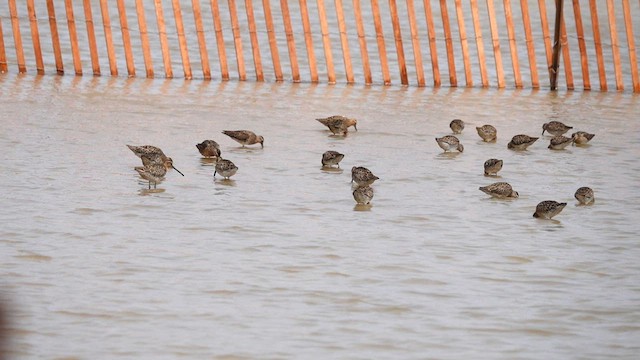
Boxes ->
[550,0,564,90]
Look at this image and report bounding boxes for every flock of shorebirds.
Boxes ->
[127,115,595,219]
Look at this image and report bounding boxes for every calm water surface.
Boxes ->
[1,74,640,359]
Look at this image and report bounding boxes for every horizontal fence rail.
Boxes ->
[0,0,638,92]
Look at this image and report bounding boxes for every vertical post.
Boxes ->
[262,0,283,81]
[245,0,264,81]
[116,0,135,76]
[353,0,372,84]
[486,0,505,88]
[454,0,472,86]
[572,0,590,90]
[440,0,457,86]
[335,0,355,84]
[192,0,211,80]
[588,0,607,90]
[406,0,425,86]
[389,0,408,85]
[84,0,101,76]
[154,0,173,78]
[371,0,391,85]
[317,0,336,84]
[538,0,553,71]
[65,0,83,75]
[503,0,521,88]
[559,10,573,89]
[27,0,45,74]
[622,0,639,92]
[423,0,441,86]
[210,0,229,80]
[470,0,488,86]
[136,0,155,78]
[0,18,7,73]
[605,0,623,90]
[99,0,118,76]
[521,0,539,88]
[550,0,563,90]
[280,0,300,82]
[299,0,319,82]
[173,0,193,79]
[8,0,27,73]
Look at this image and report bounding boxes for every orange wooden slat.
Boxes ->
[210,0,228,80]
[83,0,101,75]
[520,0,539,88]
[572,0,590,90]
[8,0,26,73]
[470,0,489,86]
[172,0,193,79]
[245,0,264,81]
[486,0,505,87]
[559,10,574,90]
[423,0,441,86]
[406,0,425,86]
[136,0,155,78]
[537,0,553,71]
[335,0,355,83]
[454,0,472,86]
[262,0,283,81]
[588,0,607,90]
[65,0,83,75]
[27,0,45,74]
[389,0,408,85]
[439,0,457,86]
[317,0,336,84]
[371,0,391,85]
[154,0,173,78]
[99,0,118,76]
[503,0,522,88]
[621,0,639,92]
[299,0,319,82]
[280,0,301,82]
[353,0,373,84]
[116,0,135,76]
[606,0,623,90]
[192,0,211,79]
[0,18,7,73]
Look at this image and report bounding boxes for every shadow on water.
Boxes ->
[321,166,343,174]
[435,152,462,160]
[139,188,166,196]
[353,204,373,211]
[215,179,236,187]
[200,158,218,166]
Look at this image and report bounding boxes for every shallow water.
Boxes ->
[1,74,640,359]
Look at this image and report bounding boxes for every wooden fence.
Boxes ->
[0,0,638,92]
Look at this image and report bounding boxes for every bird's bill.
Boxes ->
[172,166,185,176]
[354,124,358,131]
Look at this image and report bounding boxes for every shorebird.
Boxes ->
[542,121,573,136]
[134,158,184,189]
[127,144,168,166]
[435,135,464,152]
[571,131,595,145]
[507,134,539,151]
[484,158,503,176]
[321,151,345,168]
[214,159,238,179]
[196,140,221,158]
[476,124,497,142]
[353,185,374,205]
[574,187,595,205]
[222,130,264,148]
[479,182,519,199]
[351,166,379,187]
[450,119,465,134]
[548,135,573,150]
[316,115,358,135]
[533,200,567,219]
